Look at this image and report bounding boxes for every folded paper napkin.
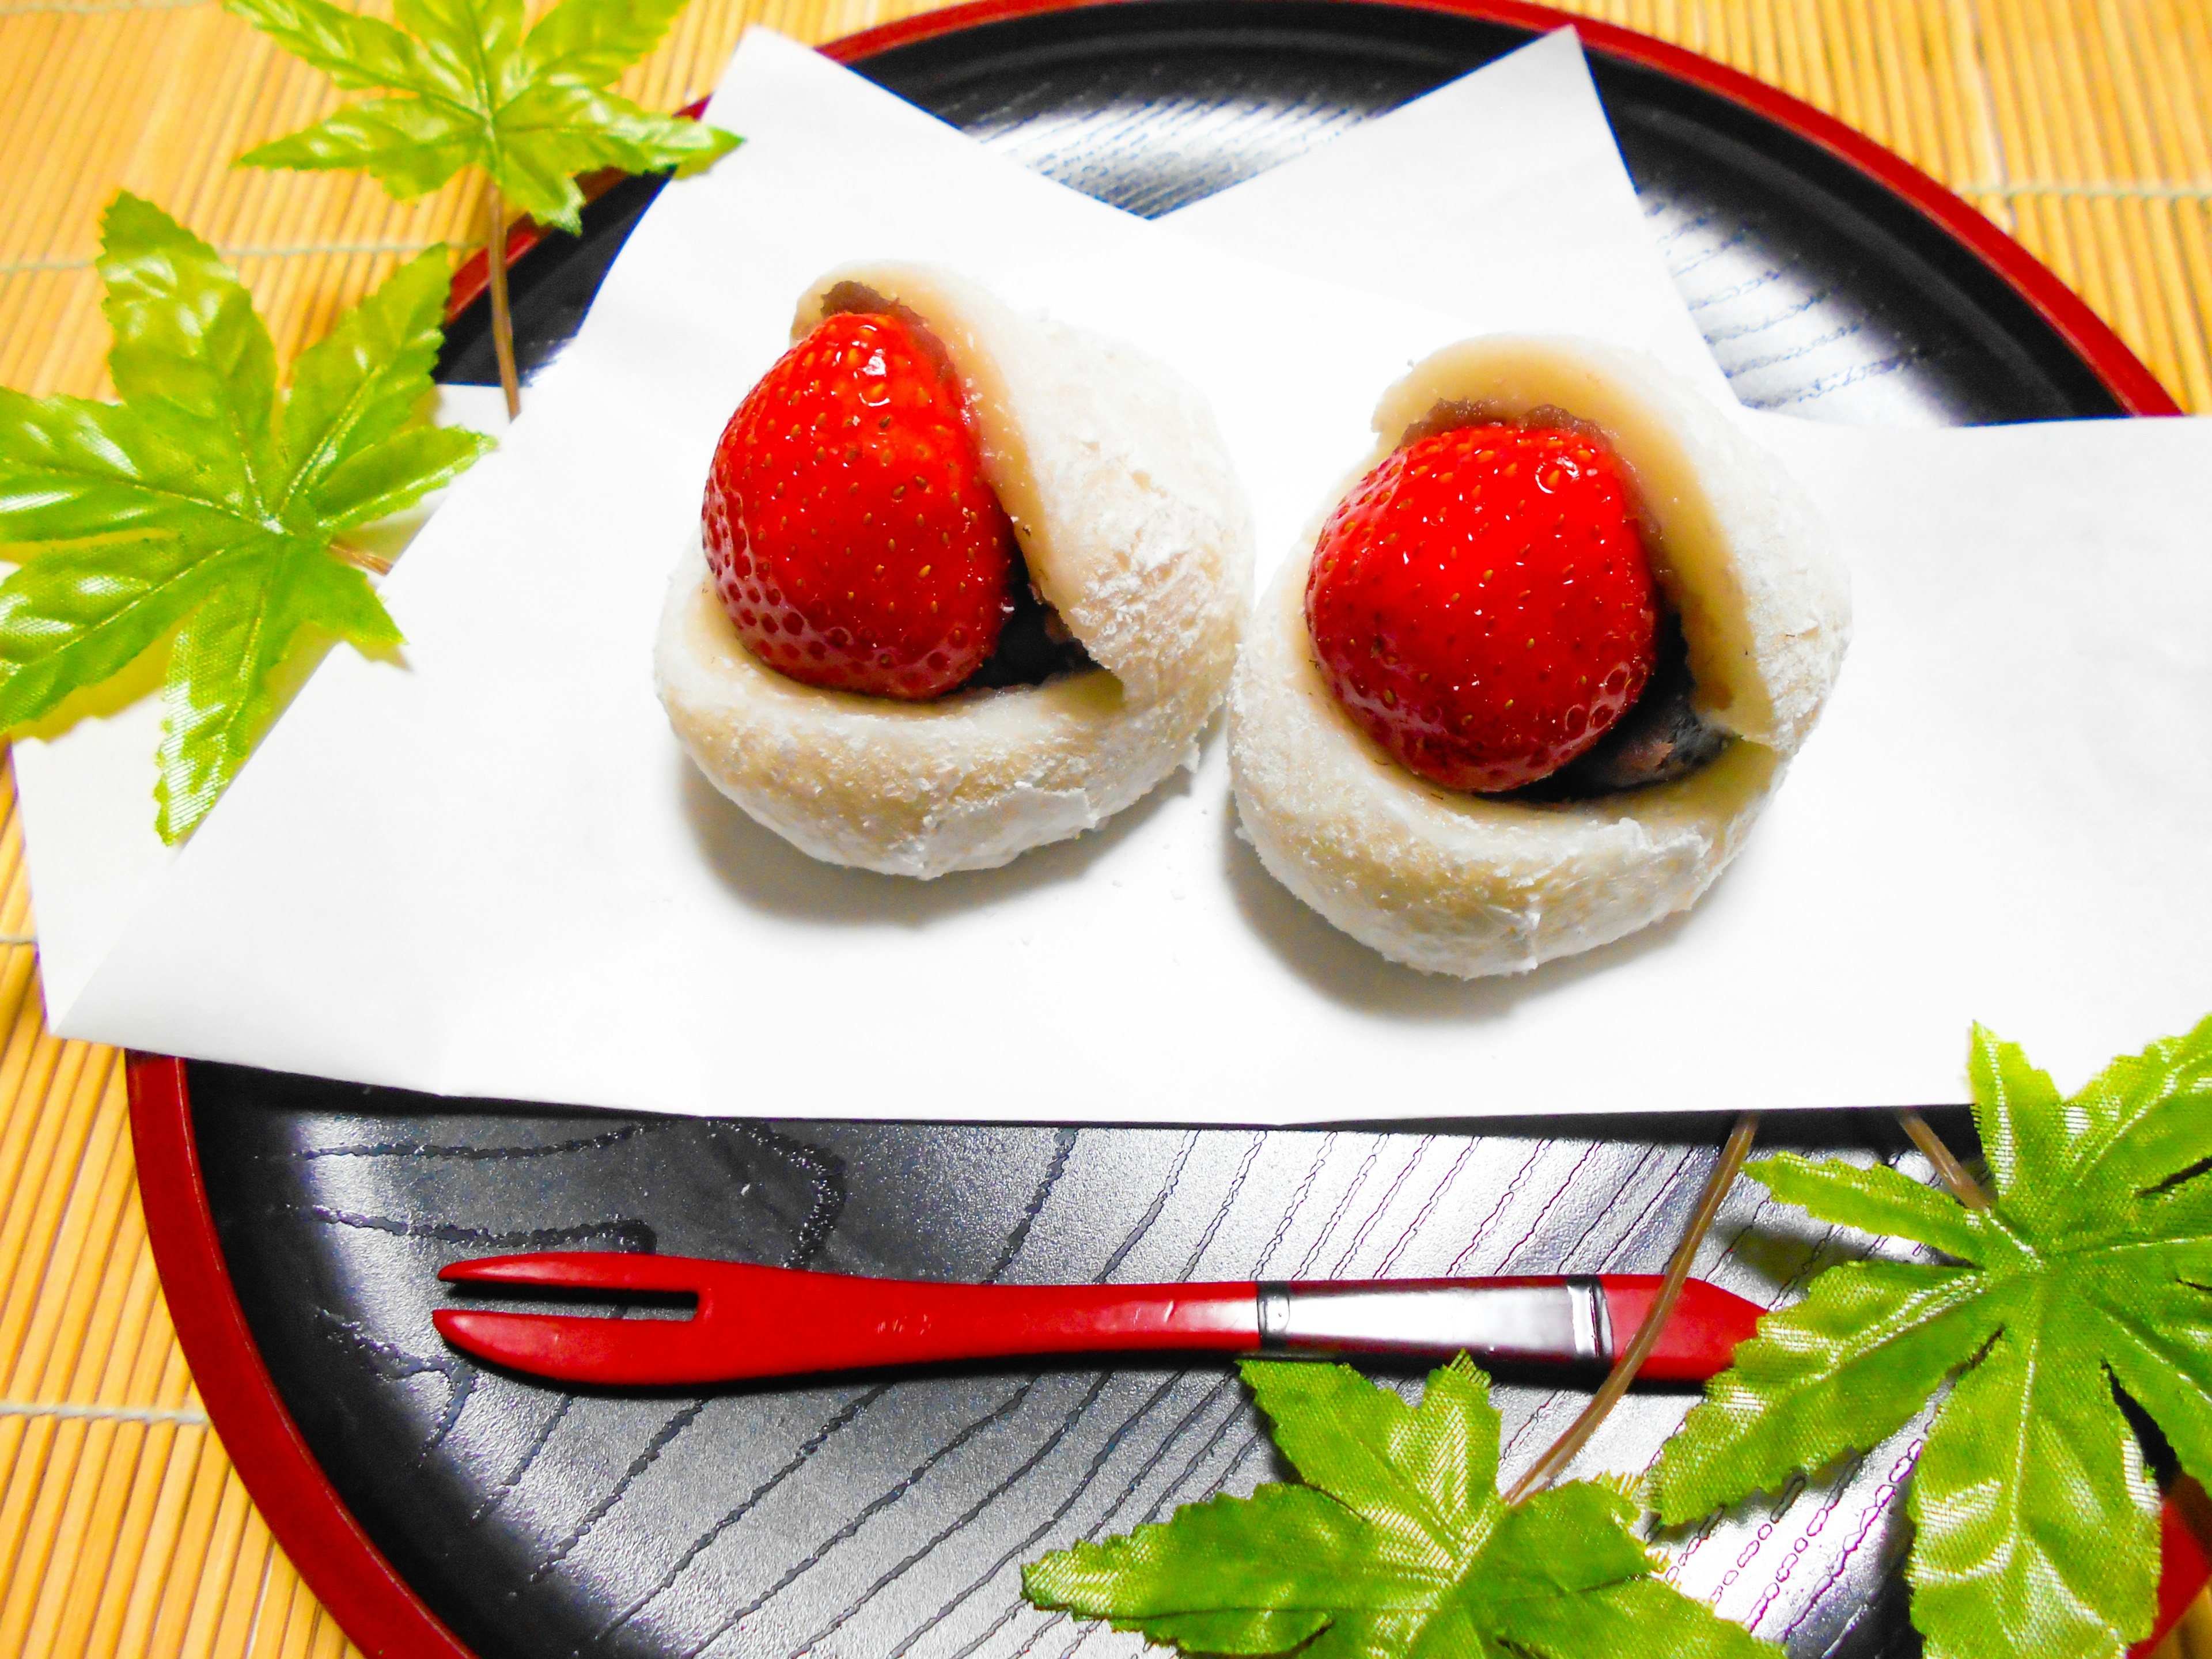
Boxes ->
[14,28,2212,1120]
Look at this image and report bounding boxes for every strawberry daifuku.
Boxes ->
[1227,334,1851,978]
[1304,422,1660,794]
[658,263,1255,879]
[703,310,1016,699]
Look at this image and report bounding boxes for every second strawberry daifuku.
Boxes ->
[658,264,1255,878]
[1230,336,1853,978]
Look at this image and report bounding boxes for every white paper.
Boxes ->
[1166,29,1730,403]
[1729,411,2212,1094]
[20,29,2212,1119]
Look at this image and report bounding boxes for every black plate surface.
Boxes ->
[201,1070,1966,1659]
[206,6,2127,1657]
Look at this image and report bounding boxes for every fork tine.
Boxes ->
[438,1251,709,1294]
[436,1252,737,1385]
[433,1305,737,1385]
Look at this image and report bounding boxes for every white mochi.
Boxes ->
[657,264,1253,878]
[1229,336,1850,976]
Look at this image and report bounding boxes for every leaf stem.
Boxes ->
[329,541,392,575]
[1505,1112,1760,1503]
[1896,1109,1990,1209]
[484,182,521,419]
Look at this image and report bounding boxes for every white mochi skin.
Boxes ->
[1228,335,1851,977]
[657,264,1255,878]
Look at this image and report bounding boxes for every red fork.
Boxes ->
[433,1253,1762,1388]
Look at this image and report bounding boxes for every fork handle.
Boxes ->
[435,1256,1758,1388]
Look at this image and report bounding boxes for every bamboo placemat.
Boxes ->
[1,1,2208,1654]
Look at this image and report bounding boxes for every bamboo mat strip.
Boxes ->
[2,0,2210,1653]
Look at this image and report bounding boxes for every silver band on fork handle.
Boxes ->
[1255,1278,1612,1366]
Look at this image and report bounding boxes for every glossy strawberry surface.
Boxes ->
[1304,422,1660,793]
[703,311,1016,699]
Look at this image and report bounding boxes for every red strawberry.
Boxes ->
[1304,422,1659,793]
[703,310,1016,699]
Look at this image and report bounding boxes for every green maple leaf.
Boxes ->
[1024,1356,1776,1658]
[225,0,740,235]
[0,192,492,842]
[1653,1018,2212,1659]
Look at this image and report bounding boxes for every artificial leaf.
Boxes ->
[225,0,740,234]
[1024,1355,1776,1659]
[1653,1017,2212,1659]
[279,246,456,518]
[0,192,490,842]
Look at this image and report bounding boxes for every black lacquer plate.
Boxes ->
[180,5,2169,1657]
[198,1070,1968,1659]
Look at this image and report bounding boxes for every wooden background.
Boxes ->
[0,0,2208,1652]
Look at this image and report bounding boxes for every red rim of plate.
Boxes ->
[128,1054,477,1659]
[137,7,2194,1657]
